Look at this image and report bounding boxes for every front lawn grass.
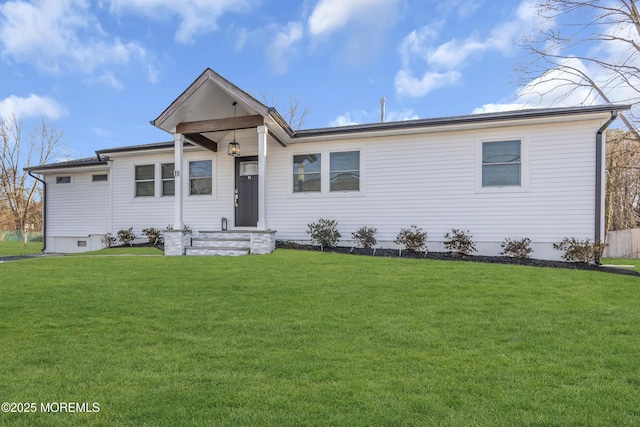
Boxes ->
[69,246,163,256]
[602,257,640,272]
[1,249,639,426]
[0,240,42,256]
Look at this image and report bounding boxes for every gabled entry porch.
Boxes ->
[151,69,293,256]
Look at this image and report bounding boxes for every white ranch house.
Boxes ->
[25,68,629,260]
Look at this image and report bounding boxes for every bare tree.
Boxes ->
[0,114,62,234]
[605,128,640,230]
[518,0,640,137]
[256,91,311,130]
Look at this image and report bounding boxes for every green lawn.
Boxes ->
[1,250,639,426]
[69,246,164,256]
[0,240,42,256]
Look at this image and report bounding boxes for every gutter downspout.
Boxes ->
[28,172,46,253]
[595,110,618,264]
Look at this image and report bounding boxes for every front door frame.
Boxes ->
[234,156,259,227]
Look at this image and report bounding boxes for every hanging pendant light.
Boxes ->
[228,101,240,157]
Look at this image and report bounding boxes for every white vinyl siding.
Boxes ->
[109,149,219,233]
[266,118,604,260]
[42,115,607,260]
[46,170,111,251]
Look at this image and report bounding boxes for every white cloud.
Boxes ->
[474,7,640,117]
[395,69,461,98]
[0,94,67,120]
[386,109,420,122]
[330,107,419,127]
[398,24,440,67]
[266,22,304,75]
[330,113,360,127]
[107,0,255,44]
[308,0,395,36]
[472,57,611,114]
[472,103,529,114]
[97,72,124,90]
[147,64,159,84]
[309,0,387,36]
[395,0,549,98]
[0,0,146,74]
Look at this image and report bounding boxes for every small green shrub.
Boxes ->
[501,237,533,259]
[307,218,342,251]
[553,237,605,263]
[100,232,117,248]
[142,227,163,245]
[395,226,427,252]
[117,228,136,247]
[443,229,477,256]
[352,226,377,249]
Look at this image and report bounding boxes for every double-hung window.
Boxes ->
[161,163,175,196]
[330,151,360,191]
[293,154,321,192]
[135,164,155,197]
[482,140,521,187]
[189,160,212,195]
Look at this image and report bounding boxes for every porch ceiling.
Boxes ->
[178,115,266,153]
[152,69,269,133]
[152,68,292,151]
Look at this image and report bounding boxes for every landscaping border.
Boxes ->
[276,241,640,277]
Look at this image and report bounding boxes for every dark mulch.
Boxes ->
[276,241,640,277]
[0,254,39,263]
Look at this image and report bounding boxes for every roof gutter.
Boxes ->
[595,110,618,264]
[28,172,46,253]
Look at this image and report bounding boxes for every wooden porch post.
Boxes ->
[257,125,268,230]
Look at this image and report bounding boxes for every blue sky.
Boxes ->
[0,0,634,161]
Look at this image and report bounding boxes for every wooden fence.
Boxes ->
[604,228,640,258]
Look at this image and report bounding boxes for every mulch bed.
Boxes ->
[276,241,640,277]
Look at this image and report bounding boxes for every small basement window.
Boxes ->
[56,176,71,184]
[92,174,108,182]
[77,240,87,247]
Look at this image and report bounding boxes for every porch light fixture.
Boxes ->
[228,101,241,157]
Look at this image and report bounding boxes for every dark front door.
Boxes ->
[235,156,258,227]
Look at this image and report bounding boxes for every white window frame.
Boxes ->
[188,159,213,196]
[330,150,360,192]
[476,137,529,193]
[55,175,72,185]
[289,148,365,197]
[134,164,156,197]
[161,162,175,197]
[92,173,108,183]
[132,157,216,199]
[292,153,322,193]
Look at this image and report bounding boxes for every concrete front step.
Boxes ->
[185,246,250,256]
[191,237,250,249]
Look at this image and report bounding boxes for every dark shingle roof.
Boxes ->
[24,157,108,172]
